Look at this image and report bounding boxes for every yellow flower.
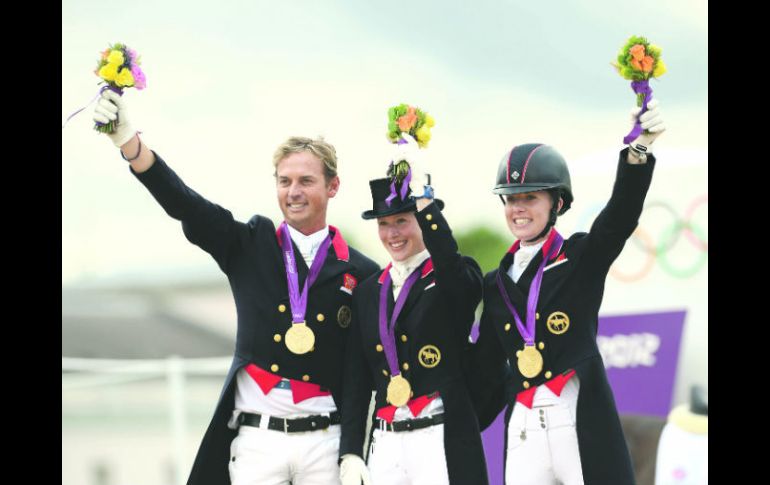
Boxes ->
[424,114,435,128]
[653,60,667,78]
[98,63,119,82]
[107,50,125,66]
[415,125,431,146]
[116,67,135,87]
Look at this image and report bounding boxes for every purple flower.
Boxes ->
[127,48,138,62]
[131,66,147,90]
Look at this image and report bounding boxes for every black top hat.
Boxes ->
[361,178,444,220]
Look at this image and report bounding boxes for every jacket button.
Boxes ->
[538,342,545,350]
[271,364,279,372]
[431,224,438,231]
[376,344,383,352]
[317,313,325,322]
[274,334,282,343]
[504,323,511,332]
[382,369,389,376]
[401,335,408,342]
[523,381,530,389]
[278,304,286,313]
[545,371,553,379]
[302,375,310,382]
[402,363,409,371]
[426,214,433,221]
[536,313,540,319]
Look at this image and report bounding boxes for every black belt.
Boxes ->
[376,413,445,432]
[237,411,341,433]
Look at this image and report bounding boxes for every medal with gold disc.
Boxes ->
[278,222,332,355]
[495,231,565,378]
[387,374,412,407]
[517,344,544,378]
[285,321,315,355]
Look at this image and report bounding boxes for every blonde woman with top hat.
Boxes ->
[339,111,488,485]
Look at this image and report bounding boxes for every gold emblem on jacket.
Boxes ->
[547,312,570,335]
[419,345,441,368]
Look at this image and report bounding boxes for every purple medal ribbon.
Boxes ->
[279,222,333,324]
[378,263,424,377]
[623,79,653,144]
[385,138,412,207]
[495,232,564,346]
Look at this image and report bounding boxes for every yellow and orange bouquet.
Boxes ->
[612,36,665,144]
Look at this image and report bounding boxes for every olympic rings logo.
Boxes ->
[572,195,707,281]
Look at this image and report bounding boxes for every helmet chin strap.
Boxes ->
[525,191,560,243]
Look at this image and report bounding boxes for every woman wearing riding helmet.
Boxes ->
[471,99,665,485]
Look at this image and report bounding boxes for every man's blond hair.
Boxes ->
[273,136,338,183]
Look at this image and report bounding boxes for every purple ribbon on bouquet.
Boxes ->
[623,80,653,144]
[63,85,123,129]
[385,137,412,207]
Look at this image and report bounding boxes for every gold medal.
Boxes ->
[285,322,315,354]
[517,344,543,378]
[386,374,411,407]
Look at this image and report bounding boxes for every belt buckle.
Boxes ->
[283,418,289,433]
[318,415,329,429]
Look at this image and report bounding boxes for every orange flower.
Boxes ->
[640,55,654,73]
[630,44,646,61]
[397,106,418,131]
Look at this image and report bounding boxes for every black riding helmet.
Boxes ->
[493,143,573,242]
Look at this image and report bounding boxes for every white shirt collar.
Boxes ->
[286,224,330,266]
[390,248,430,296]
[509,239,546,283]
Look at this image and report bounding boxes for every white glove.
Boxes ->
[628,98,665,152]
[93,89,137,148]
[339,454,372,485]
[392,133,429,196]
